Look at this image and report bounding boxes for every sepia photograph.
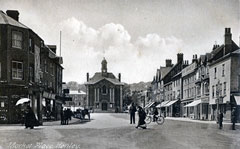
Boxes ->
[0,0,240,148]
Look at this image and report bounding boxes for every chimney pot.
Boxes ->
[118,73,121,82]
[87,73,89,82]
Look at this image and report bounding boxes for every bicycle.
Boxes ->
[145,114,165,125]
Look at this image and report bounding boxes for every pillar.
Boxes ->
[120,86,123,112]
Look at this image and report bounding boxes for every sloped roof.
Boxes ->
[160,67,172,79]
[211,44,224,56]
[85,72,124,85]
[211,41,239,61]
[69,90,86,95]
[0,10,28,29]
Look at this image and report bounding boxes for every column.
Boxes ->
[113,88,115,103]
[120,86,122,112]
[110,88,112,102]
[94,88,96,102]
[86,86,89,108]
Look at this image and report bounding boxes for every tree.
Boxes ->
[66,81,78,90]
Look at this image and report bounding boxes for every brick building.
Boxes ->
[41,45,63,120]
[85,58,124,112]
[0,10,64,123]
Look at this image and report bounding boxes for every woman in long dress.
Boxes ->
[136,106,147,129]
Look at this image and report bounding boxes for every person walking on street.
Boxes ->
[25,105,36,129]
[84,108,90,120]
[153,107,159,122]
[60,108,64,125]
[136,106,147,129]
[218,112,223,129]
[231,107,237,130]
[129,103,136,124]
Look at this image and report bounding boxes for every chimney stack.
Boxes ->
[192,54,198,63]
[118,73,121,82]
[165,59,172,67]
[6,10,19,21]
[177,53,183,63]
[87,73,89,82]
[224,28,232,54]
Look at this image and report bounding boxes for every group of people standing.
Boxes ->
[60,108,73,125]
[129,103,147,129]
[218,107,237,130]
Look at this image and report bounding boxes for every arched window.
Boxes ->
[102,85,107,94]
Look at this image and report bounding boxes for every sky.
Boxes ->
[0,0,239,84]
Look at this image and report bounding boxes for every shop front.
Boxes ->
[164,100,180,117]
[42,91,56,120]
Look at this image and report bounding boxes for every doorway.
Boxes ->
[102,102,108,111]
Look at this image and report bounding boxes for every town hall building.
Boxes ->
[85,58,124,112]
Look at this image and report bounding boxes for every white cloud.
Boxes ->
[59,17,184,83]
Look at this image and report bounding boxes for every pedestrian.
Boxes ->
[63,109,68,125]
[136,106,147,129]
[153,107,159,122]
[24,105,36,129]
[129,103,136,124]
[60,108,64,125]
[84,108,90,120]
[231,107,237,130]
[218,112,223,129]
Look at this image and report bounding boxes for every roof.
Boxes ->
[0,10,28,29]
[209,48,240,66]
[160,67,172,79]
[85,72,124,85]
[69,90,86,95]
[211,44,224,56]
[0,10,43,41]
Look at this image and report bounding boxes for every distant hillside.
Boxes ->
[129,81,151,92]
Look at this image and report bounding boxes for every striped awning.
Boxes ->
[156,100,170,108]
[184,100,201,107]
[234,96,240,105]
[144,102,155,109]
[164,100,178,107]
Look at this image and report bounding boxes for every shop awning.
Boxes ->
[184,100,201,107]
[144,102,155,109]
[156,101,170,108]
[164,100,178,107]
[234,96,240,105]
